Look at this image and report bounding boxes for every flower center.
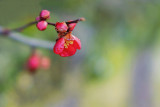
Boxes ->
[64,40,73,48]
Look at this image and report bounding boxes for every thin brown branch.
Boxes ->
[48,17,86,26]
[13,21,38,32]
[66,17,86,24]
[47,22,56,26]
[11,17,85,32]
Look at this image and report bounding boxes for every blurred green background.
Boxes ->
[0,0,160,107]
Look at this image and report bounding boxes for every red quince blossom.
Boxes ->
[53,33,81,57]
[27,53,40,72]
[55,22,68,33]
[40,10,50,20]
[67,20,76,32]
[36,21,48,31]
[41,56,51,70]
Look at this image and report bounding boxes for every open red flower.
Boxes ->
[53,33,81,57]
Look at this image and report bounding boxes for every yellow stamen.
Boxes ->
[64,40,74,48]
[64,43,68,48]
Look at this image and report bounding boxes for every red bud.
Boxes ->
[36,21,48,31]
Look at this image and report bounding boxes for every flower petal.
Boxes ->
[67,20,77,32]
[72,35,81,49]
[67,44,77,55]
[59,50,70,57]
[60,45,77,57]
[53,38,65,54]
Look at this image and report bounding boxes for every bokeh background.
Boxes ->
[0,0,160,107]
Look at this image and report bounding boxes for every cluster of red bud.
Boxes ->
[36,10,85,57]
[36,10,50,31]
[26,51,51,73]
